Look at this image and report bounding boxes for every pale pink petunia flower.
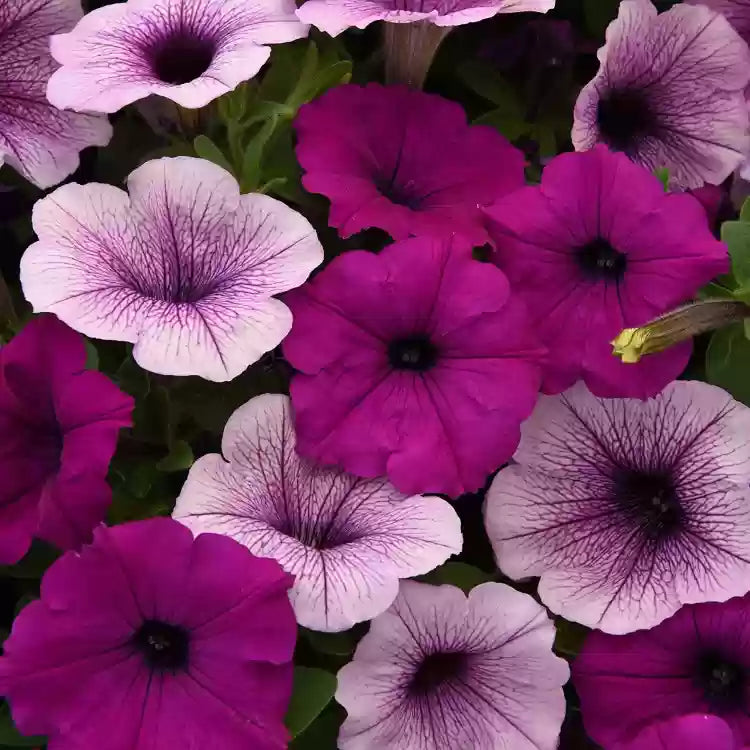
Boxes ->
[573,0,750,188]
[20,157,323,382]
[46,0,309,113]
[336,580,569,750]
[485,380,750,634]
[173,393,462,632]
[0,0,111,188]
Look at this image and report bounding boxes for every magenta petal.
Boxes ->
[617,714,737,750]
[294,83,525,244]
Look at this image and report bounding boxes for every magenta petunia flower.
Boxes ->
[572,596,750,749]
[0,518,297,750]
[484,145,729,398]
[294,84,525,245]
[20,157,323,382]
[173,393,462,632]
[282,235,544,498]
[572,0,750,189]
[296,0,555,36]
[485,380,750,634]
[336,580,569,750]
[46,0,308,113]
[0,314,132,565]
[616,715,739,750]
[0,0,111,188]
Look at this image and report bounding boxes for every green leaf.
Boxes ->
[193,135,234,175]
[0,541,59,580]
[302,628,357,656]
[583,0,620,38]
[156,439,194,472]
[721,220,750,286]
[84,337,99,370]
[290,706,344,749]
[654,167,670,192]
[422,561,493,592]
[706,323,750,405]
[0,704,45,747]
[554,618,589,657]
[286,41,320,109]
[740,196,750,223]
[240,116,280,193]
[285,667,337,739]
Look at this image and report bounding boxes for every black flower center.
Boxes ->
[409,651,468,695]
[388,335,438,371]
[376,177,423,210]
[133,620,190,671]
[597,88,655,152]
[696,651,746,710]
[616,471,684,539]
[148,33,216,85]
[577,238,627,280]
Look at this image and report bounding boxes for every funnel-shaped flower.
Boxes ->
[0,0,111,188]
[573,0,750,188]
[174,393,462,631]
[21,157,323,381]
[486,380,750,634]
[47,0,308,113]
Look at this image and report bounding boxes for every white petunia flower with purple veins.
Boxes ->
[485,381,750,635]
[0,0,111,188]
[572,0,750,189]
[20,157,323,382]
[173,394,462,632]
[46,0,309,114]
[335,580,569,750]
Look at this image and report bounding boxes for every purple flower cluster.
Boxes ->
[1,0,750,747]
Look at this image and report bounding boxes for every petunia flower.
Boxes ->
[485,380,750,634]
[296,0,555,87]
[615,714,739,750]
[0,518,297,750]
[335,580,569,750]
[484,145,729,399]
[294,84,525,246]
[685,1,750,47]
[0,314,133,565]
[20,156,323,382]
[46,0,309,113]
[282,235,545,498]
[573,596,750,748]
[572,0,750,189]
[173,393,462,632]
[0,0,111,188]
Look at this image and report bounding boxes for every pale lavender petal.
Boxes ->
[48,0,308,113]
[296,0,555,35]
[173,394,462,631]
[335,580,569,750]
[21,156,323,381]
[572,0,750,188]
[0,0,111,188]
[485,380,750,634]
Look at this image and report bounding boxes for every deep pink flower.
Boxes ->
[46,0,308,113]
[336,581,569,750]
[283,236,544,497]
[296,0,555,36]
[484,145,729,398]
[572,0,750,189]
[173,393,462,632]
[0,0,111,188]
[294,84,525,245]
[573,596,750,749]
[0,518,297,750]
[485,380,750,634]
[0,314,133,564]
[615,715,738,750]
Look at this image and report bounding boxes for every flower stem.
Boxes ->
[383,22,450,89]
